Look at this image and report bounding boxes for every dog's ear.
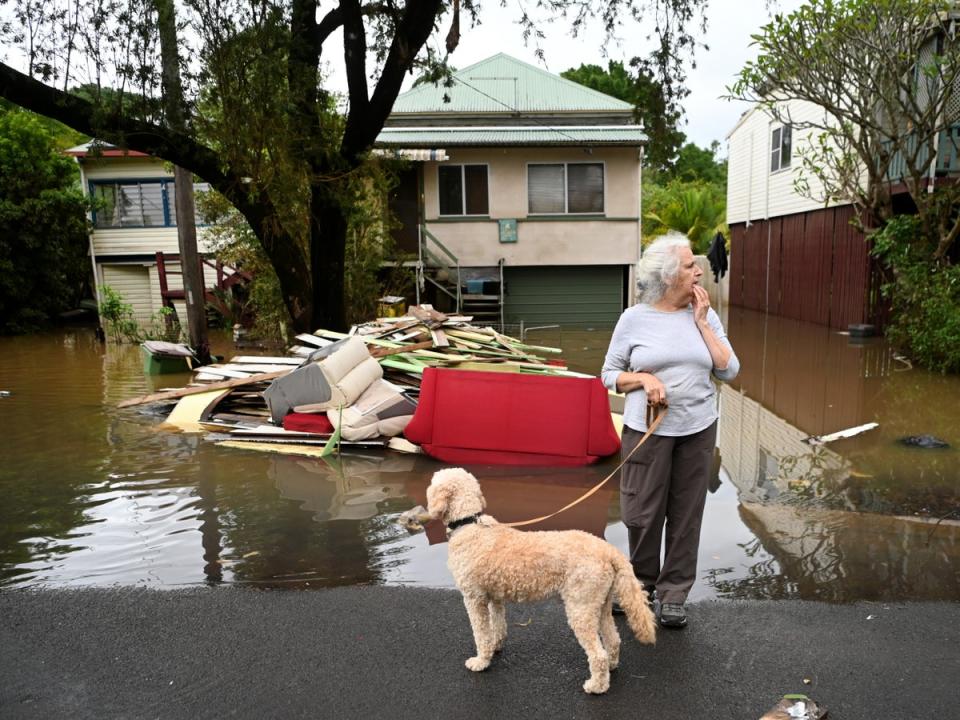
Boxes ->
[426,481,453,520]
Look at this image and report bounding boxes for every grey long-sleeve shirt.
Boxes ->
[601,304,740,436]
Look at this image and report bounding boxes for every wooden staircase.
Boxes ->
[155,252,252,313]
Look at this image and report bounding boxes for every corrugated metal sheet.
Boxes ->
[392,53,633,114]
[376,127,646,147]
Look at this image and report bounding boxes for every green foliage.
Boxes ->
[338,162,414,325]
[871,216,960,373]
[0,108,91,333]
[562,61,687,173]
[196,191,289,345]
[643,180,726,254]
[98,285,181,344]
[667,141,727,185]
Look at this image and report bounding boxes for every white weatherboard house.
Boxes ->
[375,53,647,328]
[724,98,878,330]
[66,142,232,327]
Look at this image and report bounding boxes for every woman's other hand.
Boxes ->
[693,284,711,327]
[638,372,667,406]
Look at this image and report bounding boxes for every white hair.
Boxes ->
[637,232,691,305]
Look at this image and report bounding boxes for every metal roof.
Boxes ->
[64,141,148,158]
[376,126,646,147]
[391,53,634,115]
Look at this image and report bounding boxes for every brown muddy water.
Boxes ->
[1,309,958,601]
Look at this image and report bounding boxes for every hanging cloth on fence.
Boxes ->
[707,232,728,282]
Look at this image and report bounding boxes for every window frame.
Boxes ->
[770,124,792,173]
[89,178,212,229]
[437,163,490,217]
[526,160,606,216]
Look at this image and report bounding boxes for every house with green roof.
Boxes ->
[376,53,646,328]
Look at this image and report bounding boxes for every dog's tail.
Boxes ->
[613,555,657,645]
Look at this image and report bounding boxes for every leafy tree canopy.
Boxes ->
[0,107,90,332]
[729,0,960,260]
[562,60,687,173]
[0,0,708,332]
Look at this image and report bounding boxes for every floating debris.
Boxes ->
[804,422,879,446]
[898,435,950,449]
[117,305,596,463]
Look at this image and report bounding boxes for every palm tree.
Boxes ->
[645,182,726,254]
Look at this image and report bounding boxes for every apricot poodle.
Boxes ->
[426,467,656,694]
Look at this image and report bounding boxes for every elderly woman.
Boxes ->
[601,233,739,629]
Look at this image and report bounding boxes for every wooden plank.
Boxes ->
[117,369,291,408]
[368,340,435,358]
[295,333,334,347]
[230,356,303,365]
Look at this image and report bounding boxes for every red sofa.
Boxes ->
[404,367,620,466]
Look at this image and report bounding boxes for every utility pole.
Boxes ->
[154,0,210,364]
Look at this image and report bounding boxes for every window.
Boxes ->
[771,125,792,172]
[91,180,213,228]
[528,162,604,214]
[438,164,488,216]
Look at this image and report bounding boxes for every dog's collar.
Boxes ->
[446,513,482,533]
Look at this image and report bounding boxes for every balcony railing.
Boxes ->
[885,123,960,183]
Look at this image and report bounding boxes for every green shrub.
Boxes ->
[871,216,960,373]
[99,285,182,344]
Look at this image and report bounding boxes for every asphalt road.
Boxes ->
[2,587,958,719]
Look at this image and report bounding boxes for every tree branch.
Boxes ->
[340,0,442,162]
[340,0,370,133]
[317,8,344,46]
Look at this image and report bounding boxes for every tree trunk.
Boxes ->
[172,165,210,360]
[309,185,347,332]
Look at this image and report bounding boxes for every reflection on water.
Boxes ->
[714,308,960,600]
[1,316,959,602]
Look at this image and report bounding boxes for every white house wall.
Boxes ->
[727,99,853,224]
[79,157,216,256]
[99,263,156,323]
[422,147,641,266]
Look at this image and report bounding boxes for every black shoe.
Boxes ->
[658,602,687,629]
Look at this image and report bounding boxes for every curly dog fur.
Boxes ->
[427,467,656,694]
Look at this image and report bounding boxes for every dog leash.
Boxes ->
[502,403,667,528]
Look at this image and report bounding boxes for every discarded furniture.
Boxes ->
[404,367,620,466]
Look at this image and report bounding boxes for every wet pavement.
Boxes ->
[2,586,959,719]
[1,310,959,601]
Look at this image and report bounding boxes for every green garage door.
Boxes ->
[503,265,625,328]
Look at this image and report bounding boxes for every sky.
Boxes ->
[323,0,807,156]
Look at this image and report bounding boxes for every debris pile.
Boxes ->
[120,305,574,457]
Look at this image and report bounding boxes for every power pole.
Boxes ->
[154,0,211,364]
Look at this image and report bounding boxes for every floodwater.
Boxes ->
[1,309,958,601]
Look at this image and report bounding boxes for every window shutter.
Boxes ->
[528,164,565,213]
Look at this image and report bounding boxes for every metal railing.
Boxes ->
[416,224,461,312]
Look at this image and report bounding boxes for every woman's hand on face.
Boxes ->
[638,372,667,406]
[693,284,711,326]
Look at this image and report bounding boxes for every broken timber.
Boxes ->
[117,369,292,408]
